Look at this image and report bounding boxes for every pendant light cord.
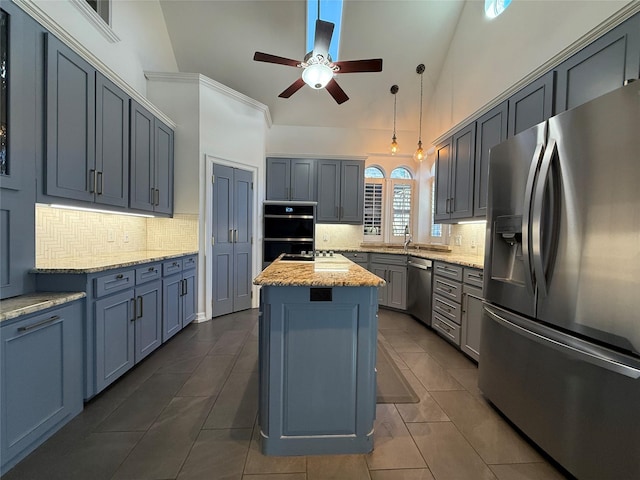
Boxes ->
[418,70,423,142]
[393,93,397,137]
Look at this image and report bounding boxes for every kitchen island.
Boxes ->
[253,254,384,456]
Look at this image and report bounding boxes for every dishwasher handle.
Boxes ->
[408,261,431,271]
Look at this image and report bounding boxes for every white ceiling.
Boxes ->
[159,0,466,131]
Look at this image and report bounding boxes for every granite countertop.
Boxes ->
[0,292,86,323]
[34,250,198,274]
[336,246,484,269]
[254,254,385,287]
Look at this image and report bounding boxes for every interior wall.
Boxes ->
[29,0,178,96]
[425,0,632,143]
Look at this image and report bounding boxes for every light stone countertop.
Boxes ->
[0,292,86,323]
[33,250,198,274]
[334,246,484,269]
[254,254,385,287]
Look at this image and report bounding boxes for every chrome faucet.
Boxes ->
[403,225,412,252]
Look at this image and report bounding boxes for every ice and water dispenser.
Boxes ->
[491,215,527,285]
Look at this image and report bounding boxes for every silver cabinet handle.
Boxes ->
[89,170,97,193]
[228,229,233,243]
[18,315,60,332]
[154,189,160,206]
[131,298,137,321]
[150,187,155,204]
[137,296,143,318]
[97,171,103,195]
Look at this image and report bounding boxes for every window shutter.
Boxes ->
[364,181,383,237]
[392,182,412,237]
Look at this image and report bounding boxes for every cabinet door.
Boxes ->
[95,290,135,392]
[162,274,182,342]
[507,71,554,137]
[316,160,341,223]
[182,269,197,327]
[370,264,388,306]
[134,280,162,362]
[0,303,83,469]
[434,140,452,222]
[461,285,483,362]
[474,103,507,218]
[387,265,407,310]
[154,119,174,214]
[290,159,316,201]
[129,100,155,212]
[340,161,364,223]
[265,158,291,200]
[450,124,476,220]
[95,73,129,208]
[45,34,95,202]
[555,14,640,113]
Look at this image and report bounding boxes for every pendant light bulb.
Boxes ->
[390,85,399,155]
[414,64,425,163]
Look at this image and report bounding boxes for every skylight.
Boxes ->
[307,0,343,61]
[485,0,512,19]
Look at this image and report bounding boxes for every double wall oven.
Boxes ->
[262,202,316,268]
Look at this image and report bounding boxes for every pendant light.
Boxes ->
[413,64,426,163]
[390,85,399,155]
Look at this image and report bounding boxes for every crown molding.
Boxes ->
[144,72,273,128]
[432,2,640,146]
[12,0,176,128]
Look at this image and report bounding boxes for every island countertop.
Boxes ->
[254,254,385,287]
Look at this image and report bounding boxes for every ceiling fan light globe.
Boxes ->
[302,63,334,89]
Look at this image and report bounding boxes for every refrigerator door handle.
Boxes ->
[522,142,545,295]
[484,305,640,379]
[531,139,557,297]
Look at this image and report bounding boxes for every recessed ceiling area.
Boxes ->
[158,0,466,131]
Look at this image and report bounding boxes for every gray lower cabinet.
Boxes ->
[461,268,484,361]
[555,13,640,114]
[369,254,407,310]
[432,262,463,346]
[36,254,196,399]
[162,255,197,342]
[0,300,84,475]
[338,251,369,269]
[129,100,174,215]
[316,160,364,224]
[266,158,316,201]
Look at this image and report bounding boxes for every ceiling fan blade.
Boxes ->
[333,58,383,74]
[313,19,334,57]
[325,78,349,104]
[278,78,307,98]
[253,52,301,68]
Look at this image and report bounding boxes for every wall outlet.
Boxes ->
[107,230,115,243]
[471,238,477,248]
[323,233,329,242]
[454,235,462,246]
[123,232,129,243]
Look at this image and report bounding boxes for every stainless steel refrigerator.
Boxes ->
[479,82,640,480]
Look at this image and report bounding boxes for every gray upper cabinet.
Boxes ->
[434,123,475,223]
[266,158,316,201]
[45,33,96,202]
[316,159,364,224]
[555,13,640,114]
[473,102,508,218]
[129,100,174,215]
[95,73,129,207]
[507,71,554,137]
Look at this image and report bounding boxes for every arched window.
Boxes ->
[363,165,415,243]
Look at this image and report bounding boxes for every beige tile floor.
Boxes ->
[3,308,571,480]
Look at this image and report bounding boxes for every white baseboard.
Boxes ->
[194,312,209,323]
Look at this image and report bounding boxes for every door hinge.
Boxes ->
[211,175,215,184]
[251,291,253,299]
[211,236,215,246]
[251,182,254,190]
[251,236,253,245]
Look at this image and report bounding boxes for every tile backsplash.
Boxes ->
[449,223,486,259]
[36,205,198,261]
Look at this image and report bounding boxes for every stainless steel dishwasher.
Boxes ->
[407,256,432,326]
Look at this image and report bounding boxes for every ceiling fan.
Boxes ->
[253,19,383,104]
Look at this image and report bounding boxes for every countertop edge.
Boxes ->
[0,292,86,323]
[333,247,484,269]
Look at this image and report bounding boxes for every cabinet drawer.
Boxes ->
[432,313,461,346]
[433,294,461,325]
[434,262,463,281]
[370,253,407,266]
[463,268,484,288]
[340,251,369,264]
[182,255,197,271]
[94,270,135,298]
[162,258,183,276]
[136,263,161,284]
[433,277,462,303]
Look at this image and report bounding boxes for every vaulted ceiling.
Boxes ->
[159,0,466,132]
